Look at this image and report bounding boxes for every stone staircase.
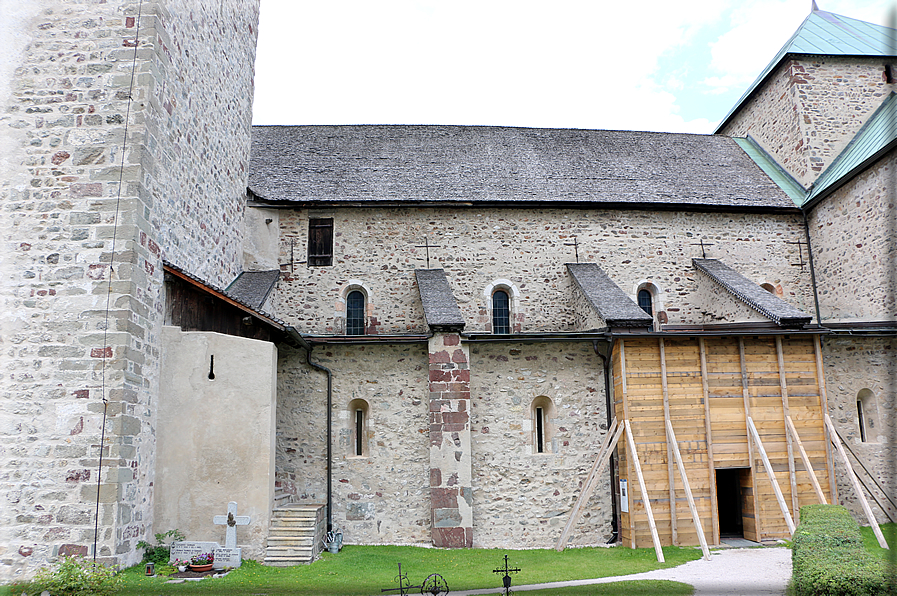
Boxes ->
[263,496,326,566]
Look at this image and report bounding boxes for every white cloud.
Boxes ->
[704,0,894,94]
[253,0,895,133]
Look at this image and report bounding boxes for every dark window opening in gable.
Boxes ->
[308,218,333,266]
[346,290,365,335]
[638,289,653,317]
[492,290,510,334]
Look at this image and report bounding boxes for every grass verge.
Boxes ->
[4,544,700,596]
[860,521,897,557]
[521,579,694,595]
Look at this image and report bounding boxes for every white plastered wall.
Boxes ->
[155,327,277,560]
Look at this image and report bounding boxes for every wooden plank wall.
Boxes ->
[613,335,830,548]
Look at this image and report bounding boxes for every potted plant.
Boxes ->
[173,558,189,573]
[189,552,214,572]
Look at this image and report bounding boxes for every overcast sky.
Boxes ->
[252,0,894,133]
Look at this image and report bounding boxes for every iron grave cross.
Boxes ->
[213,501,250,549]
[493,553,521,595]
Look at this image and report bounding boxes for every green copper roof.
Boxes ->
[805,91,897,206]
[735,93,897,208]
[715,9,897,133]
[733,137,806,205]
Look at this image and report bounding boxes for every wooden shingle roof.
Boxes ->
[248,125,795,211]
[693,259,812,327]
[566,263,654,328]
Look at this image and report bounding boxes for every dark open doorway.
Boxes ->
[716,468,745,537]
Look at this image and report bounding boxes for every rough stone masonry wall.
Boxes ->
[275,208,813,334]
[721,57,895,187]
[0,0,258,581]
[821,335,897,525]
[276,339,612,549]
[276,344,434,545]
[807,151,897,323]
[468,341,611,548]
[692,268,771,325]
[569,281,606,331]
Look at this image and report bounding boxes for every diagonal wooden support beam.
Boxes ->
[824,414,889,549]
[665,420,711,560]
[659,338,678,546]
[697,338,720,545]
[747,417,795,535]
[555,418,623,551]
[775,337,799,518]
[785,416,827,505]
[625,420,664,563]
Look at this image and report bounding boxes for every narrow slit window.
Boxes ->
[492,290,510,334]
[857,399,867,442]
[346,290,365,335]
[535,407,545,453]
[308,218,334,266]
[637,289,653,316]
[355,409,364,456]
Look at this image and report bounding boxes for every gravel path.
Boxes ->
[451,547,792,596]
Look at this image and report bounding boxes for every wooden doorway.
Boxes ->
[716,468,757,542]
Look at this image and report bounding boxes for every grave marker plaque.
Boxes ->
[213,547,242,569]
[169,541,220,564]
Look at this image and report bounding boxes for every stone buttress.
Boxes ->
[427,333,473,547]
[414,269,473,547]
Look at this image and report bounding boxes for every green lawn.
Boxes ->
[860,521,897,560]
[519,580,694,595]
[5,544,701,596]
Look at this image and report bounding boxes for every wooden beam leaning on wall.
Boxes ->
[738,338,764,535]
[747,417,795,535]
[665,420,711,560]
[697,338,720,545]
[784,416,827,505]
[824,414,889,549]
[814,335,838,504]
[625,420,665,563]
[658,338,678,546]
[555,419,624,551]
[775,337,799,518]
[619,339,636,549]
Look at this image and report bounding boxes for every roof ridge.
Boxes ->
[714,9,897,134]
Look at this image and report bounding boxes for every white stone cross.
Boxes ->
[212,501,250,549]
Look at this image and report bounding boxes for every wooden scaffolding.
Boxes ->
[611,334,835,548]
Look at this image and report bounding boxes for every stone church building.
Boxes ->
[1,0,894,581]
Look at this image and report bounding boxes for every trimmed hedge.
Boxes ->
[792,504,887,596]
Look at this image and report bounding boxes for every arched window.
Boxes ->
[346,290,365,335]
[348,399,369,457]
[531,396,555,454]
[492,290,510,334]
[857,388,877,443]
[637,289,653,316]
[534,405,546,453]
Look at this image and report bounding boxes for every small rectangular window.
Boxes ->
[308,218,333,266]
